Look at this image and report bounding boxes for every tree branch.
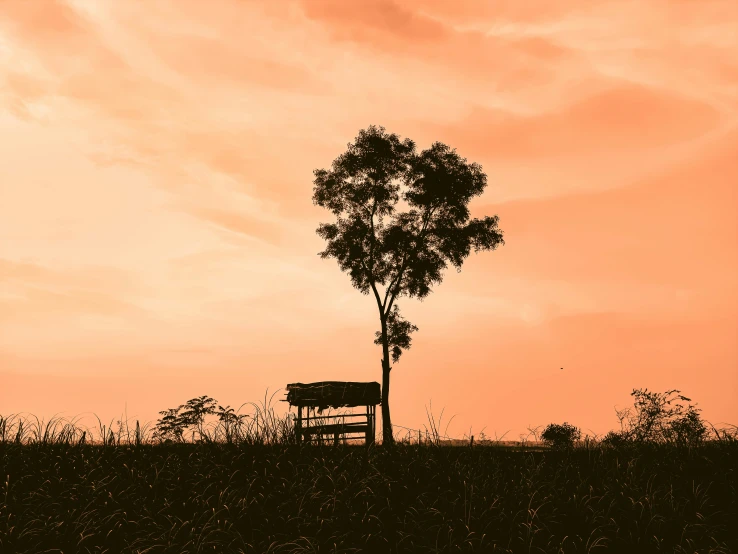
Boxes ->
[360,259,385,320]
[358,201,386,318]
[368,201,377,277]
[382,205,436,316]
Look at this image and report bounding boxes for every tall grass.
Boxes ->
[0,392,296,447]
[1,394,736,553]
[1,435,736,553]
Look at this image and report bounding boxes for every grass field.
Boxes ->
[1,423,736,553]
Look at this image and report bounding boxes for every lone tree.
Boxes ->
[313,125,504,443]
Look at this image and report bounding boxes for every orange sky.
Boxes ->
[1,0,737,440]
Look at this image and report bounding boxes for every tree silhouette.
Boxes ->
[313,125,504,443]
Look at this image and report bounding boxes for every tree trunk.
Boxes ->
[380,317,394,444]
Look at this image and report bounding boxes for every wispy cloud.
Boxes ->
[1,0,735,436]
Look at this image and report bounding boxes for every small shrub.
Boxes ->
[541,422,581,449]
[601,430,632,449]
[666,405,708,446]
[151,392,293,445]
[612,388,708,446]
[153,396,217,443]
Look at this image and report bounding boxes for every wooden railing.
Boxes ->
[295,405,376,445]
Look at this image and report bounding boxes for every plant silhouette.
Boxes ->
[313,125,504,443]
[153,395,218,443]
[541,422,582,450]
[604,388,709,447]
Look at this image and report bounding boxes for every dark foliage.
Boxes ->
[313,125,504,442]
[373,305,419,363]
[153,396,218,443]
[604,389,709,448]
[1,442,736,553]
[152,396,270,446]
[541,422,582,450]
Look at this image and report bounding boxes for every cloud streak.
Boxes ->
[1,0,736,437]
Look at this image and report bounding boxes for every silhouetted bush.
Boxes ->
[153,395,218,443]
[148,392,295,446]
[612,388,708,446]
[601,430,633,449]
[541,422,581,450]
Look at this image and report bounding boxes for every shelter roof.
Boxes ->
[285,381,381,410]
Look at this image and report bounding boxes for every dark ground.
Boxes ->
[1,442,736,553]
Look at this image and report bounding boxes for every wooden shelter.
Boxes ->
[285,381,380,445]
